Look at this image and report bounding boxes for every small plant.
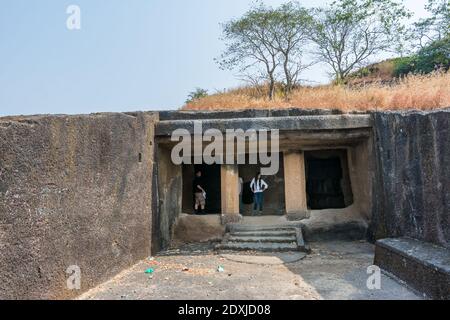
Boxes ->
[394,36,450,77]
[186,88,209,104]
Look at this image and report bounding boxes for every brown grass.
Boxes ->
[183,72,450,112]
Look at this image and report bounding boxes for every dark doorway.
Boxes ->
[305,150,353,210]
[238,153,285,216]
[182,163,221,214]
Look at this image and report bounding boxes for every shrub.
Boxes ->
[394,37,450,77]
[414,36,450,73]
[186,88,209,104]
[393,56,417,77]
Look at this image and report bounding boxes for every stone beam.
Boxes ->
[155,115,372,136]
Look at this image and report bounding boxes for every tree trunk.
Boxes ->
[268,78,275,100]
[283,57,293,97]
[335,71,345,85]
[285,78,292,96]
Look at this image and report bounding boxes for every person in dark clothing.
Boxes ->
[193,170,206,214]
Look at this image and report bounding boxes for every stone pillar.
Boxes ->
[220,164,242,224]
[283,151,309,220]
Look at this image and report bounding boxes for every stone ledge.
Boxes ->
[173,214,226,244]
[286,211,310,221]
[374,237,450,300]
[221,214,243,225]
[157,108,346,121]
[155,114,373,136]
[301,220,367,241]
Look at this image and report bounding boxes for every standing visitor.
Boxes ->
[250,172,268,216]
[193,170,206,215]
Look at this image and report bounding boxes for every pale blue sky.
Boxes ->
[0,0,428,116]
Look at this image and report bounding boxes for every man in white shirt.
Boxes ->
[250,172,268,216]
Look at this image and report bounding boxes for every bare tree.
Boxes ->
[217,4,280,100]
[309,0,411,83]
[268,2,314,94]
[413,0,450,49]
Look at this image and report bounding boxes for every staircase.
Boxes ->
[215,225,309,252]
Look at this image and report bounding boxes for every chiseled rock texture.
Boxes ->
[0,112,156,299]
[375,237,450,299]
[371,109,450,248]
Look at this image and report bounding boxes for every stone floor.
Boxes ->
[78,241,422,300]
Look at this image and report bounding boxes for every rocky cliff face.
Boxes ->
[0,112,156,299]
[371,109,450,248]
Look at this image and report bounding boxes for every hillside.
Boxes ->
[346,59,401,86]
[184,29,449,113]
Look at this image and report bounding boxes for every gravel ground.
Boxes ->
[78,241,421,300]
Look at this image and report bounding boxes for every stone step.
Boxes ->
[230,230,297,237]
[375,237,450,300]
[227,235,297,243]
[227,224,300,233]
[216,242,300,252]
[216,225,309,253]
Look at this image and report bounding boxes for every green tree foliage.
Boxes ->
[216,0,447,90]
[186,88,208,104]
[268,3,313,94]
[413,0,450,49]
[217,4,278,100]
[394,36,450,77]
[309,0,411,83]
[217,2,312,99]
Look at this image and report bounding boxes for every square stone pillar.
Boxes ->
[283,151,309,220]
[220,164,242,224]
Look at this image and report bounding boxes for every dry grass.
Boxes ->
[183,72,450,112]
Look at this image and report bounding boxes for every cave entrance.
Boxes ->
[182,163,221,214]
[305,149,353,210]
[238,153,285,216]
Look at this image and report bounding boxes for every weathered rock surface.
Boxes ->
[172,213,225,244]
[156,114,372,136]
[375,237,450,299]
[158,108,345,121]
[1,107,449,300]
[371,109,450,249]
[0,112,156,299]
